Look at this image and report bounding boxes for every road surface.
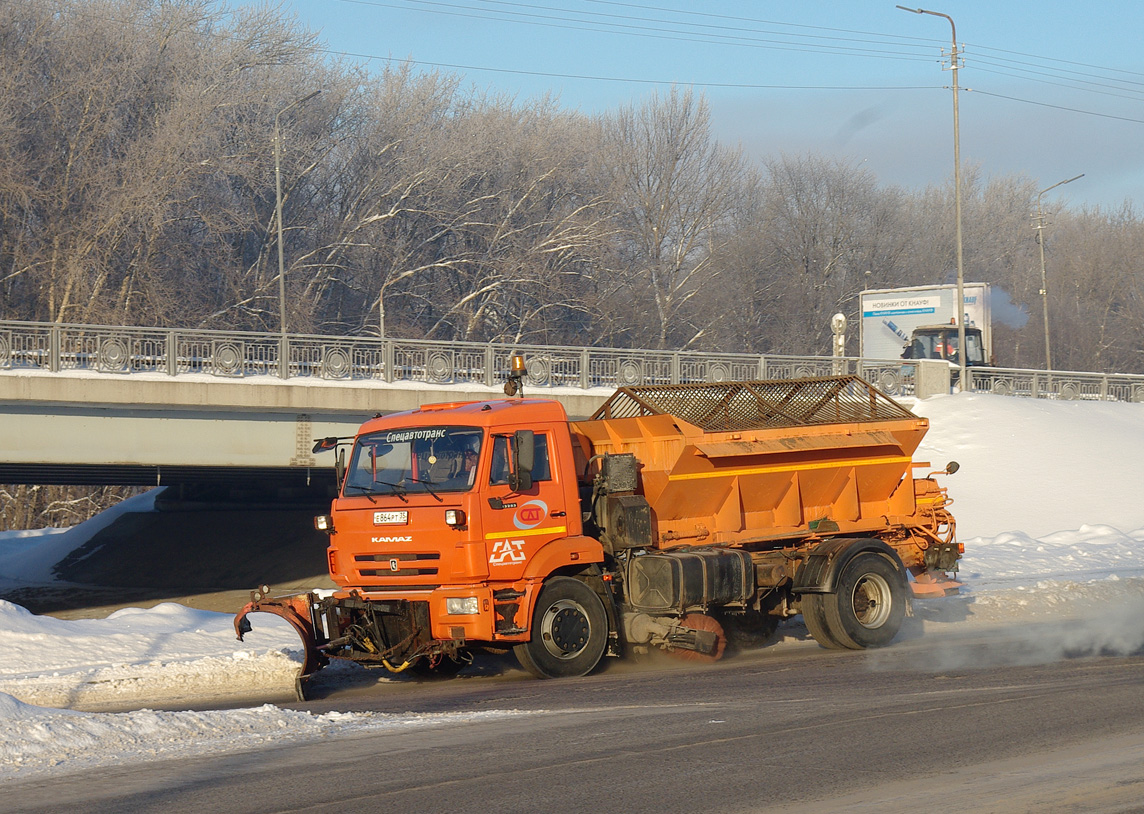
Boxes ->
[4,622,1144,813]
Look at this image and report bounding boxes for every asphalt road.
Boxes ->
[5,623,1144,814]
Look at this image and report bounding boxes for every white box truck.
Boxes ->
[859,283,992,365]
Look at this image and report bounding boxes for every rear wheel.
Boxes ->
[822,552,906,649]
[801,593,846,650]
[514,577,608,679]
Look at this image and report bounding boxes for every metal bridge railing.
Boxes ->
[964,366,1144,402]
[1,319,1142,402]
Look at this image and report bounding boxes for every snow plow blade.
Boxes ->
[234,589,326,678]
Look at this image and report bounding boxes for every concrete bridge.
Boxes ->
[2,319,1141,488]
[0,319,862,488]
[0,369,614,487]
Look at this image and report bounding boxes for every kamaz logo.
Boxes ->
[371,535,413,543]
[389,559,400,571]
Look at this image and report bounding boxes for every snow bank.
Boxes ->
[913,393,1144,539]
[0,599,304,710]
[0,490,159,587]
[0,692,535,781]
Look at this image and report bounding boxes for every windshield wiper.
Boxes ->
[374,480,410,503]
[346,478,442,502]
[343,484,378,503]
[345,481,409,503]
[409,477,443,501]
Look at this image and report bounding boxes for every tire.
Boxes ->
[821,552,906,649]
[514,577,608,679]
[800,593,847,650]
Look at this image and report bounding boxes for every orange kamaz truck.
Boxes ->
[236,373,961,682]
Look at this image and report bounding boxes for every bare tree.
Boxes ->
[296,87,616,345]
[0,0,325,328]
[601,87,751,349]
[1043,203,1144,373]
[706,154,908,356]
[0,484,146,531]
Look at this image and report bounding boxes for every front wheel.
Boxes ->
[822,552,907,649]
[514,577,608,679]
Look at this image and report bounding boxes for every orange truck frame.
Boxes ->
[236,374,961,684]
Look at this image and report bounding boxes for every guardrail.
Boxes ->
[0,320,919,395]
[1,319,1142,402]
[965,366,1144,402]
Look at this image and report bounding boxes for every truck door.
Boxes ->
[483,430,570,580]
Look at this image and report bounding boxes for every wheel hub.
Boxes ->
[542,599,591,659]
[852,574,893,629]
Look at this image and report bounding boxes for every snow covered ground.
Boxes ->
[3,392,1144,781]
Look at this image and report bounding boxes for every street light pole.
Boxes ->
[898,6,967,388]
[274,89,321,377]
[1034,173,1084,371]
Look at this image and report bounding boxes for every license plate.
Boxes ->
[373,510,408,525]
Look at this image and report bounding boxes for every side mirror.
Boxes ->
[945,461,960,475]
[510,430,535,492]
[336,447,346,487]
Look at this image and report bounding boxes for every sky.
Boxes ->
[259,0,1144,211]
[2,390,1144,778]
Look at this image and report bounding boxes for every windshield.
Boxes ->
[911,330,986,365]
[964,332,985,365]
[344,426,483,496]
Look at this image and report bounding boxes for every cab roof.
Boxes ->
[357,397,569,434]
[914,324,983,333]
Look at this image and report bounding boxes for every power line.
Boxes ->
[473,0,939,50]
[968,41,1144,82]
[971,89,1144,124]
[573,0,1144,86]
[579,0,941,46]
[5,0,1140,127]
[334,51,936,90]
[328,0,1144,119]
[971,64,1144,104]
[971,52,1144,90]
[336,0,938,60]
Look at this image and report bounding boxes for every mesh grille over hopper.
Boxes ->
[590,376,916,431]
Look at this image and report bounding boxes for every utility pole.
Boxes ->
[1033,173,1084,371]
[898,6,967,389]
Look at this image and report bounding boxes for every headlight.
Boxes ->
[445,509,466,527]
[314,515,333,532]
[446,597,480,615]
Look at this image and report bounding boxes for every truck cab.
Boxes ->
[902,324,987,367]
[317,398,602,671]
